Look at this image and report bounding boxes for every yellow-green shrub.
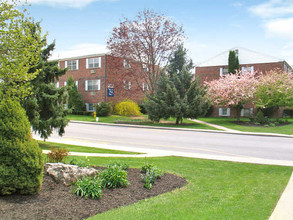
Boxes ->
[114,99,141,116]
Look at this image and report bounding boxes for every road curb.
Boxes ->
[69,120,293,139]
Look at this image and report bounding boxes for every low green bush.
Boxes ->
[68,158,91,167]
[94,102,112,116]
[114,99,141,116]
[107,161,129,170]
[254,110,269,125]
[0,98,43,195]
[141,163,163,190]
[72,176,103,200]
[100,165,129,189]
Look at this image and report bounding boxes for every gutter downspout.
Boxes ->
[104,54,107,102]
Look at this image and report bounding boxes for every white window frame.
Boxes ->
[85,103,95,112]
[65,60,79,70]
[142,63,149,72]
[123,80,131,90]
[75,80,79,88]
[123,59,131,69]
[142,82,149,91]
[85,79,101,91]
[56,82,60,88]
[220,67,228,76]
[219,108,230,117]
[64,81,67,86]
[241,66,254,75]
[241,108,254,117]
[86,57,101,69]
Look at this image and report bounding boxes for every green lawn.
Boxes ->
[38,141,141,154]
[67,114,218,130]
[199,117,293,135]
[67,156,293,220]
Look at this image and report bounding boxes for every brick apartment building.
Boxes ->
[195,47,292,117]
[56,53,149,111]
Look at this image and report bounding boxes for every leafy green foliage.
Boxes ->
[47,147,69,163]
[114,99,141,116]
[95,102,112,117]
[22,42,69,139]
[145,45,210,124]
[67,76,85,113]
[100,165,129,189]
[72,176,103,200]
[0,1,46,99]
[228,50,239,74]
[107,161,129,170]
[68,158,91,167]
[141,163,162,190]
[0,98,43,195]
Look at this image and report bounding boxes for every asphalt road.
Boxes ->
[38,122,293,162]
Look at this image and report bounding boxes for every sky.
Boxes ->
[16,0,293,66]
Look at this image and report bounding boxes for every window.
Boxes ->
[86,103,95,112]
[220,68,229,76]
[86,57,101,69]
[241,66,254,75]
[64,81,67,86]
[123,59,131,69]
[65,60,79,70]
[56,82,60,88]
[85,80,100,91]
[75,80,79,88]
[123,80,131,90]
[219,108,230,116]
[142,63,149,72]
[142,82,149,91]
[241,108,253,117]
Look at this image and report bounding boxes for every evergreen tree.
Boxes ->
[228,50,239,74]
[67,76,85,113]
[22,41,69,139]
[145,46,210,124]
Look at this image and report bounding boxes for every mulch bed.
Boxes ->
[0,168,187,220]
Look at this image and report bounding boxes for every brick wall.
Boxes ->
[56,54,148,110]
[195,61,288,117]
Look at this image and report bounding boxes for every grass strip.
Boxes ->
[38,141,142,155]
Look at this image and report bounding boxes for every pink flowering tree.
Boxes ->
[205,72,257,121]
[254,70,293,120]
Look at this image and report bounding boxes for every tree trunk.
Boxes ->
[233,105,242,122]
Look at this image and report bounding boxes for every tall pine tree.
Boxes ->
[67,76,85,113]
[22,41,69,139]
[228,50,239,74]
[145,45,210,124]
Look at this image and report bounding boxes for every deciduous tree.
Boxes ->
[0,0,45,99]
[254,70,293,120]
[107,9,185,94]
[205,72,257,121]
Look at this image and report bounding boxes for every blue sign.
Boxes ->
[107,88,114,97]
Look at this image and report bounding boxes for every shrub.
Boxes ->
[114,99,141,116]
[141,163,163,190]
[254,110,268,125]
[283,108,293,118]
[107,161,129,170]
[100,165,129,189]
[72,176,103,200]
[138,104,147,114]
[47,147,69,163]
[68,158,90,167]
[94,102,112,116]
[0,99,43,195]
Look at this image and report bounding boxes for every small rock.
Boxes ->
[44,163,99,186]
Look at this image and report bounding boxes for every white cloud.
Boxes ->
[265,18,293,39]
[50,43,108,60]
[19,0,116,8]
[232,2,244,8]
[249,0,293,18]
